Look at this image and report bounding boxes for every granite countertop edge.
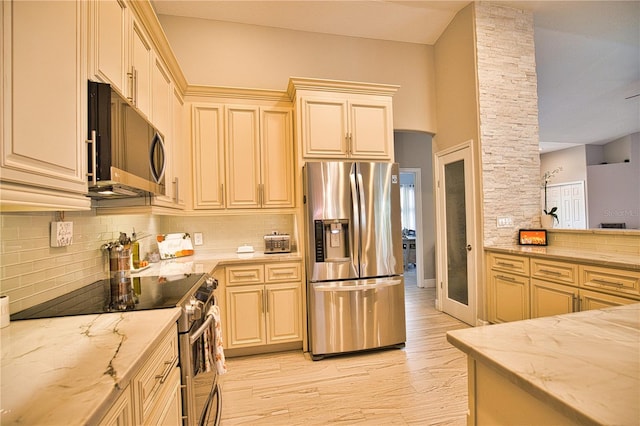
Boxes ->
[484,245,640,271]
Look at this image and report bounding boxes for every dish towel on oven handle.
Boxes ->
[204,305,227,375]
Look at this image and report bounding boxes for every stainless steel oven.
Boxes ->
[177,277,222,426]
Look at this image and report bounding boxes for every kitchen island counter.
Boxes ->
[1,308,181,425]
[447,303,640,425]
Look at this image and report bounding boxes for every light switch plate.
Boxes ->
[50,221,73,247]
[194,232,203,246]
[497,217,513,228]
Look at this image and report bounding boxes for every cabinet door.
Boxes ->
[171,89,187,207]
[225,284,266,347]
[91,0,128,95]
[300,97,348,158]
[130,18,151,118]
[488,271,530,323]
[580,289,638,311]
[192,104,225,209]
[530,279,577,319]
[266,282,302,344]
[349,99,393,159]
[99,386,133,426]
[226,106,260,208]
[1,0,89,200]
[260,108,295,208]
[145,366,182,426]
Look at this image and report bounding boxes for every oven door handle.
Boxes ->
[189,313,214,345]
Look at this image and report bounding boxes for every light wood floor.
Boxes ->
[218,270,470,425]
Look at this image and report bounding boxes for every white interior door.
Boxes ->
[435,143,477,325]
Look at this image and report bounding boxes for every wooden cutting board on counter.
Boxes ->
[157,233,194,259]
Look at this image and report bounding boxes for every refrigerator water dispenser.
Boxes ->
[314,219,350,262]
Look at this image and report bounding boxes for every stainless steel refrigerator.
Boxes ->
[303,161,406,360]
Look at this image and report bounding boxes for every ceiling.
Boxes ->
[152,1,640,153]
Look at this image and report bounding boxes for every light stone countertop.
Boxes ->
[484,244,640,271]
[1,308,181,425]
[447,303,640,425]
[0,251,301,425]
[132,251,302,277]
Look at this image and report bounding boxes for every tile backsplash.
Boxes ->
[0,211,296,314]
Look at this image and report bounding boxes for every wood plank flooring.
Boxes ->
[217,270,470,425]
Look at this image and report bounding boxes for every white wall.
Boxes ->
[157,15,437,133]
[540,145,587,185]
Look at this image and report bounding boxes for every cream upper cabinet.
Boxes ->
[299,96,393,159]
[89,0,128,96]
[192,104,225,210]
[226,106,294,209]
[0,0,90,211]
[288,77,398,161]
[192,102,294,211]
[225,106,261,208]
[129,18,152,119]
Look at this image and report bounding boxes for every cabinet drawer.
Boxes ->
[489,253,529,276]
[226,265,265,285]
[531,258,578,286]
[265,262,301,283]
[132,327,179,424]
[580,265,640,297]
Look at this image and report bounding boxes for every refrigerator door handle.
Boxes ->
[350,166,361,274]
[313,278,403,291]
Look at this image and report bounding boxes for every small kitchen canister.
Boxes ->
[1,295,9,328]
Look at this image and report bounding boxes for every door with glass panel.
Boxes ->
[435,143,477,325]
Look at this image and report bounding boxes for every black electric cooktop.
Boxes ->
[10,273,206,321]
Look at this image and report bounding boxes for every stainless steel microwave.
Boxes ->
[87,81,166,199]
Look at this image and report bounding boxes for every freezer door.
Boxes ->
[308,277,406,357]
[355,162,404,278]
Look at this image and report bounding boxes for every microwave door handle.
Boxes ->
[86,130,97,186]
[149,133,167,183]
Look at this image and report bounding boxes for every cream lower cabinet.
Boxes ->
[225,263,302,349]
[487,253,530,323]
[488,251,640,323]
[100,326,181,426]
[1,0,90,211]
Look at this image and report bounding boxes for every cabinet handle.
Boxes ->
[86,130,97,186]
[262,290,267,314]
[234,272,258,278]
[133,67,138,106]
[572,294,578,312]
[221,183,225,205]
[590,278,624,287]
[539,269,562,276]
[155,357,176,384]
[174,177,179,203]
[127,68,134,103]
[496,274,516,282]
[272,270,293,276]
[497,261,515,267]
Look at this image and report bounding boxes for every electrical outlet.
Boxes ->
[194,232,204,246]
[50,221,73,247]
[497,217,513,228]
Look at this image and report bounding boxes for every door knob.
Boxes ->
[466,244,472,252]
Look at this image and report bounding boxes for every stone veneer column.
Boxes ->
[474,3,541,246]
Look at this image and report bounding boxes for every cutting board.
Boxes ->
[157,233,194,259]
